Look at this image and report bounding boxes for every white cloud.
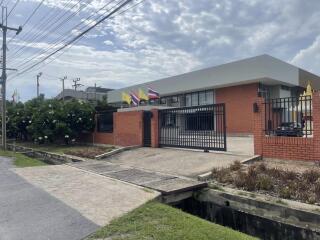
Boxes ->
[103,40,113,46]
[291,35,320,73]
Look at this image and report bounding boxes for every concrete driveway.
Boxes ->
[106,147,252,177]
[0,157,158,240]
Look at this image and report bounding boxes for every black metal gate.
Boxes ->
[159,104,226,151]
[143,111,152,147]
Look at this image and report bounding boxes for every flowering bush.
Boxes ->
[5,97,95,144]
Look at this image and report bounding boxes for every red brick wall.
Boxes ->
[114,111,144,146]
[253,91,320,161]
[216,83,258,134]
[93,132,114,145]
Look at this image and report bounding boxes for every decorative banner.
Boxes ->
[148,87,160,99]
[121,92,131,105]
[138,88,149,101]
[130,92,140,106]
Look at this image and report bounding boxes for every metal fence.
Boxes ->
[264,96,313,137]
[158,104,226,151]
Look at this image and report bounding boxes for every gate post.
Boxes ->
[151,109,159,148]
[253,97,265,156]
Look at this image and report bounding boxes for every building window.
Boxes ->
[191,93,198,106]
[97,112,114,133]
[160,98,167,105]
[206,91,214,104]
[199,92,206,105]
[186,94,192,107]
[171,96,178,103]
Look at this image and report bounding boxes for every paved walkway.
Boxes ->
[0,157,98,240]
[104,147,251,177]
[1,157,158,240]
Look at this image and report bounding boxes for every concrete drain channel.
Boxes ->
[165,188,320,240]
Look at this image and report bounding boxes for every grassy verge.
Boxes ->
[0,150,47,167]
[13,142,115,158]
[88,201,256,240]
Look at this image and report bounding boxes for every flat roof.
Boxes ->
[108,54,320,103]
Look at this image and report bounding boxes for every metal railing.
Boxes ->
[158,104,226,151]
[264,96,313,137]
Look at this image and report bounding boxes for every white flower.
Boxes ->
[44,136,48,139]
[38,137,43,140]
[29,120,32,123]
[49,104,52,108]
[52,120,56,123]
[65,135,69,138]
[72,139,76,142]
[78,117,82,121]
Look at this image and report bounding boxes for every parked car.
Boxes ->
[275,122,303,137]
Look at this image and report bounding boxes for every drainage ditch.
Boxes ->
[166,188,320,240]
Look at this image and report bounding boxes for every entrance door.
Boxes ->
[143,111,152,147]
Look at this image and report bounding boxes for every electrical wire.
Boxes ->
[7,0,77,59]
[7,0,19,17]
[11,0,120,69]
[9,0,144,80]
[7,0,45,45]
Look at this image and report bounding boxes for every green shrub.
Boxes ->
[302,169,320,183]
[256,175,273,190]
[229,161,242,171]
[279,186,292,199]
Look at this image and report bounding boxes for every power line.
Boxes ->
[7,0,19,17]
[7,0,77,59]
[9,0,143,80]
[10,0,120,70]
[7,0,44,45]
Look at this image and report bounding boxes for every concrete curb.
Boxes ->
[241,155,262,164]
[94,145,140,160]
[198,172,212,181]
[197,155,262,181]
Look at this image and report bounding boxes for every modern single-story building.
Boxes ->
[56,86,113,103]
[106,54,320,135]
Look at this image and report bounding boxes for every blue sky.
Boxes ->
[3,0,320,101]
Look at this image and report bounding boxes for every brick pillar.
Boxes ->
[151,109,159,148]
[312,91,320,160]
[253,97,265,156]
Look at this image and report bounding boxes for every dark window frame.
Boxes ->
[97,111,115,133]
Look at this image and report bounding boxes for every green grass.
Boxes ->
[13,142,115,158]
[88,201,257,240]
[13,142,88,154]
[0,150,47,167]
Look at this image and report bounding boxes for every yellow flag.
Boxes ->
[138,88,148,101]
[122,92,131,104]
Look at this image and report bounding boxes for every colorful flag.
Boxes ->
[130,92,140,106]
[138,88,149,101]
[121,92,131,105]
[148,87,160,99]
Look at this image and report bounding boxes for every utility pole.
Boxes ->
[36,72,42,98]
[94,83,97,103]
[60,76,67,102]
[72,78,82,91]
[0,6,22,150]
